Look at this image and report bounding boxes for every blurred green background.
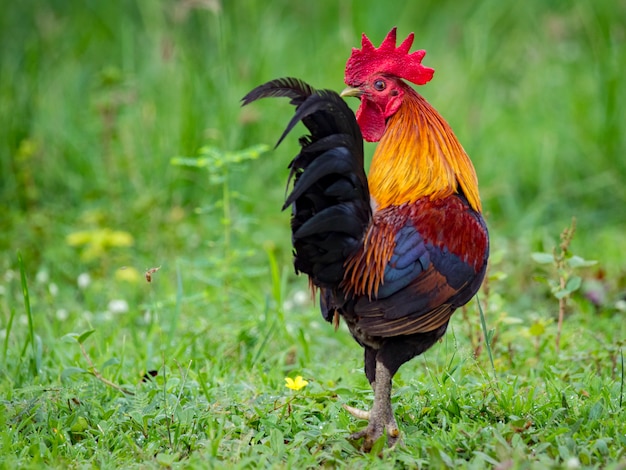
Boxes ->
[2,0,625,279]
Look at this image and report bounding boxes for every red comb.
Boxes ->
[345,27,434,86]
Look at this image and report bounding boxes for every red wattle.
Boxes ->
[356,100,386,142]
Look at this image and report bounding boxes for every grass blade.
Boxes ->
[619,348,624,409]
[169,260,184,346]
[2,306,16,366]
[477,295,496,379]
[17,251,37,377]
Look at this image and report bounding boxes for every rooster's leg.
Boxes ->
[348,358,400,451]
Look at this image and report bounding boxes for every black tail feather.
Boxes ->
[241,77,315,107]
[242,78,371,288]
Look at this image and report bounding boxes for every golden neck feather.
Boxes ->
[367,90,482,212]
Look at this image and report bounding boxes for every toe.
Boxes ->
[343,404,370,420]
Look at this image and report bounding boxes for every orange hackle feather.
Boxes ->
[368,90,482,213]
[342,219,395,298]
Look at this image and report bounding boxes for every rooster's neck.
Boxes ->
[367,88,482,213]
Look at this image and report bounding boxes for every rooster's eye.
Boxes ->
[373,80,386,91]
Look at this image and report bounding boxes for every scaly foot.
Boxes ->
[344,359,402,452]
[347,414,400,452]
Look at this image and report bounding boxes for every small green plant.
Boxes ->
[171,144,268,279]
[171,144,268,241]
[531,218,597,352]
[63,329,135,396]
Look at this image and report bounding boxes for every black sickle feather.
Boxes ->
[242,78,371,287]
[241,77,316,107]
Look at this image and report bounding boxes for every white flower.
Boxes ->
[36,269,49,284]
[56,309,69,321]
[77,273,91,289]
[283,290,310,311]
[107,299,129,314]
[48,283,59,297]
[566,457,580,469]
[293,290,309,306]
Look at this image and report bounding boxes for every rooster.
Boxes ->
[242,27,489,451]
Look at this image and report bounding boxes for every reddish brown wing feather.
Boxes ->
[343,195,488,338]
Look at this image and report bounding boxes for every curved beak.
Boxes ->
[340,86,362,98]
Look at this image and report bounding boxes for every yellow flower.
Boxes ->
[285,375,308,391]
[115,266,141,283]
[66,228,134,261]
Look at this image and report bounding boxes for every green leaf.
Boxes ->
[553,289,569,299]
[531,252,554,264]
[567,255,597,268]
[231,144,269,162]
[269,428,285,453]
[170,156,210,168]
[589,400,604,420]
[77,329,95,344]
[529,321,545,336]
[473,451,500,465]
[61,367,87,379]
[565,276,582,293]
[171,144,268,170]
[61,333,81,343]
[70,416,89,433]
[594,438,609,456]
[101,357,121,370]
[156,452,179,467]
[369,433,386,455]
[438,449,455,467]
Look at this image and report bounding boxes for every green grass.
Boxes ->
[1,0,625,468]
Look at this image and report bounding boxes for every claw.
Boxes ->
[386,425,401,447]
[348,421,401,452]
[348,428,369,442]
[342,404,370,420]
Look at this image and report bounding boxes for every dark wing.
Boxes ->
[352,196,489,337]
